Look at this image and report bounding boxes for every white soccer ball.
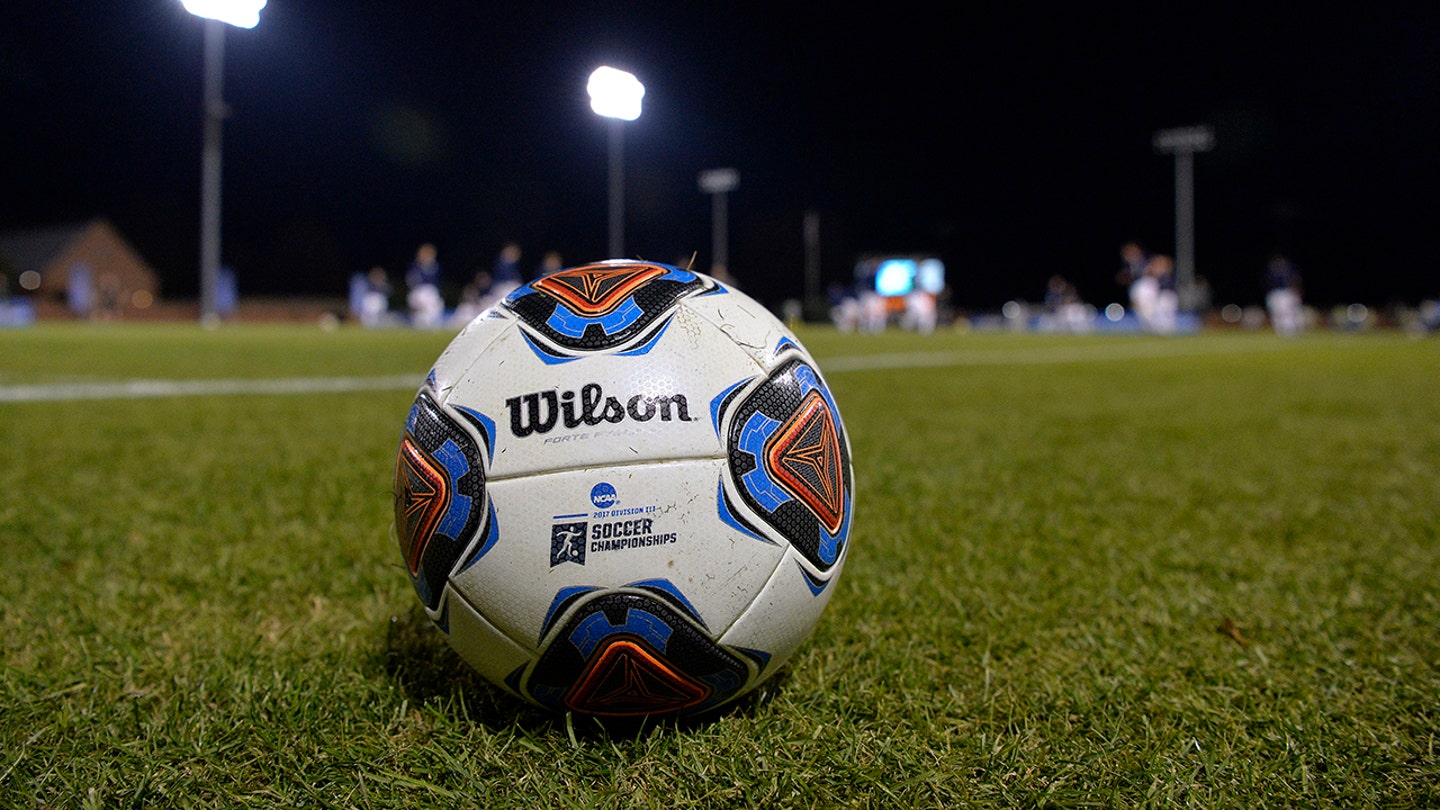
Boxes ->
[393,260,854,717]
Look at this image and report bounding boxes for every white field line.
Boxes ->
[817,336,1297,373]
[0,338,1295,403]
[0,374,422,403]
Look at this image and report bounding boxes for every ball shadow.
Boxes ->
[380,605,792,740]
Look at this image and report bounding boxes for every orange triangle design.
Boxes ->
[532,263,667,316]
[764,390,845,533]
[394,436,451,576]
[564,637,710,716]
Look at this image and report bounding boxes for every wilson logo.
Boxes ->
[506,383,696,437]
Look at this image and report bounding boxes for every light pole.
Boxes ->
[587,66,644,258]
[698,168,739,275]
[1153,125,1215,312]
[182,0,265,325]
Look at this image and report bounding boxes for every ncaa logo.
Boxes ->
[590,482,618,509]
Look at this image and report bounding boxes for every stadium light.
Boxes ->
[1153,125,1215,313]
[588,67,644,257]
[182,0,266,325]
[182,0,265,28]
[587,66,644,121]
[699,168,740,276]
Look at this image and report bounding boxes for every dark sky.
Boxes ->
[2,2,1437,310]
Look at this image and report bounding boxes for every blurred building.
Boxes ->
[0,219,160,319]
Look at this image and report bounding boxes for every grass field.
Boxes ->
[2,322,1437,807]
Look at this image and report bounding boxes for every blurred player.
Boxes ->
[1265,254,1304,336]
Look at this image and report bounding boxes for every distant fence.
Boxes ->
[26,296,350,324]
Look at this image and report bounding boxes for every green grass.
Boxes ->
[2,323,1437,807]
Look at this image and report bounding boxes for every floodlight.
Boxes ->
[587,66,645,121]
[182,0,266,28]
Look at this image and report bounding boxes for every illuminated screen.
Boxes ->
[915,258,945,294]
[874,259,916,296]
[861,256,946,296]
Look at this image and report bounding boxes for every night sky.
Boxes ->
[3,2,1437,311]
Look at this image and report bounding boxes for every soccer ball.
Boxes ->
[392,260,854,718]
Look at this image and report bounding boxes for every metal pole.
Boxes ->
[199,17,225,324]
[712,191,728,271]
[607,118,624,258]
[1174,151,1195,311]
